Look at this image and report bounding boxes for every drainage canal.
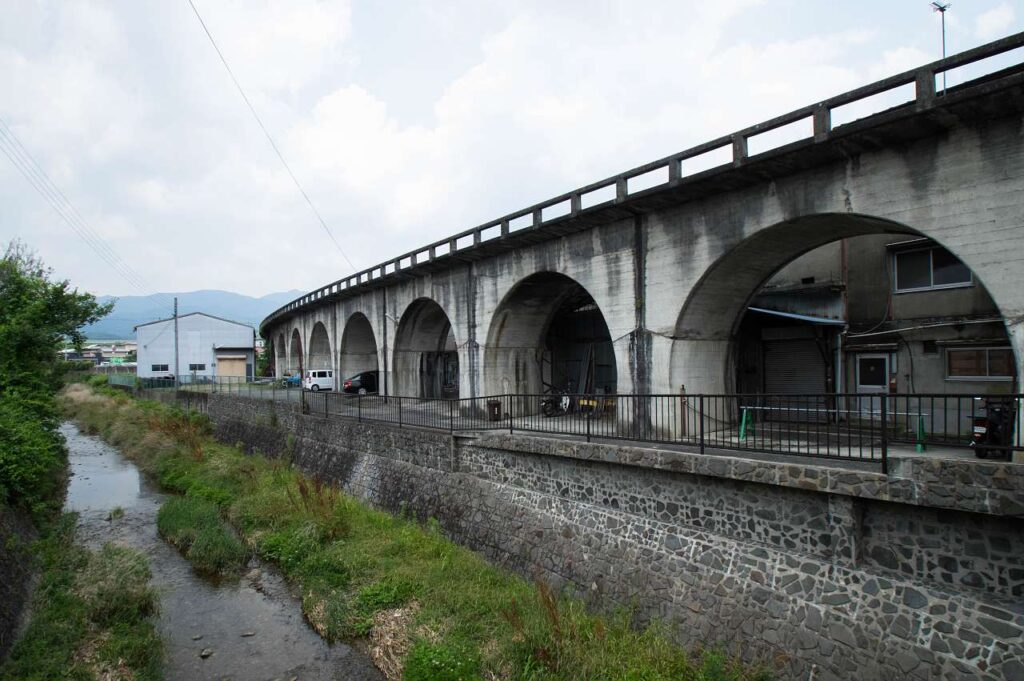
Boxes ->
[62,422,382,680]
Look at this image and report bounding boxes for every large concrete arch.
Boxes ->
[393,298,459,398]
[667,212,1015,395]
[307,321,332,370]
[289,328,303,376]
[275,332,287,376]
[339,312,379,380]
[483,272,618,397]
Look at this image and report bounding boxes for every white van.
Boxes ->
[303,369,335,392]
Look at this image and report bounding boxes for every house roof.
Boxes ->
[133,312,255,332]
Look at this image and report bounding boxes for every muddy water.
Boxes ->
[62,422,382,681]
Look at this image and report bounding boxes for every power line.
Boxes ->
[0,121,151,291]
[0,129,144,292]
[0,130,175,313]
[185,0,357,272]
[0,119,177,312]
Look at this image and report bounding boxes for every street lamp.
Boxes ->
[932,2,951,95]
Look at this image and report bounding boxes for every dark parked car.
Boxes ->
[342,370,379,395]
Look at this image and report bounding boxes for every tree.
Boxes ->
[256,336,274,377]
[0,241,111,515]
[0,241,112,396]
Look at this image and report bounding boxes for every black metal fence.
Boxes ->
[291,390,1024,470]
[135,376,1023,469]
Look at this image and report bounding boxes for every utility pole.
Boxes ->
[932,2,951,95]
[173,297,179,388]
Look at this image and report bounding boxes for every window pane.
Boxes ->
[948,349,985,377]
[932,248,971,286]
[858,357,888,387]
[895,251,931,290]
[988,349,1015,377]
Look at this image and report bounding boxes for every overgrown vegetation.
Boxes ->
[63,384,774,681]
[0,514,161,681]
[0,240,111,519]
[0,242,162,678]
[157,497,248,574]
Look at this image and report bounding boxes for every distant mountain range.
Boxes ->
[83,289,304,340]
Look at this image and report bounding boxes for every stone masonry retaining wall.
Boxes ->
[207,394,1024,681]
[0,505,37,663]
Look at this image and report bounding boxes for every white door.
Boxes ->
[856,354,889,421]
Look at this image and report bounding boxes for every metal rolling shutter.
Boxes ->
[763,339,828,423]
[764,339,826,394]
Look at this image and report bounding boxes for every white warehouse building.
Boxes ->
[135,312,256,379]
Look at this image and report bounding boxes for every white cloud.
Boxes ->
[976,3,1016,40]
[1,0,1016,300]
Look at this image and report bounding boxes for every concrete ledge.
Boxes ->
[471,432,1024,518]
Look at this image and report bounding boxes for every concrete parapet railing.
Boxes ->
[261,32,1024,332]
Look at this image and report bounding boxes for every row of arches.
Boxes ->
[268,213,1019,400]
[270,271,621,400]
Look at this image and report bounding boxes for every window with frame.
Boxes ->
[151,364,169,372]
[188,363,206,371]
[894,246,972,292]
[946,347,1014,380]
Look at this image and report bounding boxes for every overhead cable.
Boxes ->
[0,119,177,311]
[185,0,357,272]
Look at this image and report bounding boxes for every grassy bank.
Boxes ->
[157,496,248,574]
[62,384,773,681]
[0,514,161,681]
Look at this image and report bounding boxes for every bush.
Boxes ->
[77,543,159,626]
[0,392,65,517]
[157,496,248,574]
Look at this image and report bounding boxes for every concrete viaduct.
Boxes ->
[262,34,1024,403]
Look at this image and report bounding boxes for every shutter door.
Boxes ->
[763,339,827,422]
[218,357,246,378]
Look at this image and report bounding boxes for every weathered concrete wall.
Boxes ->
[208,394,1024,681]
[0,506,37,662]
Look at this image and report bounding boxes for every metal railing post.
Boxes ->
[357,394,362,423]
[880,393,889,474]
[398,396,403,428]
[449,398,454,433]
[586,398,592,443]
[508,394,513,435]
[699,395,705,454]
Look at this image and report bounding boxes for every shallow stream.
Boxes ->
[62,422,382,681]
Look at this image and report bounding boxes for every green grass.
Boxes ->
[60,384,775,681]
[157,496,249,575]
[0,514,162,681]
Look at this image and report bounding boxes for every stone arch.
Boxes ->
[340,312,379,380]
[669,212,1015,394]
[483,272,618,398]
[393,298,459,398]
[307,321,332,370]
[289,328,303,376]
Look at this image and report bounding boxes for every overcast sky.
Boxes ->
[2,1,1021,302]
